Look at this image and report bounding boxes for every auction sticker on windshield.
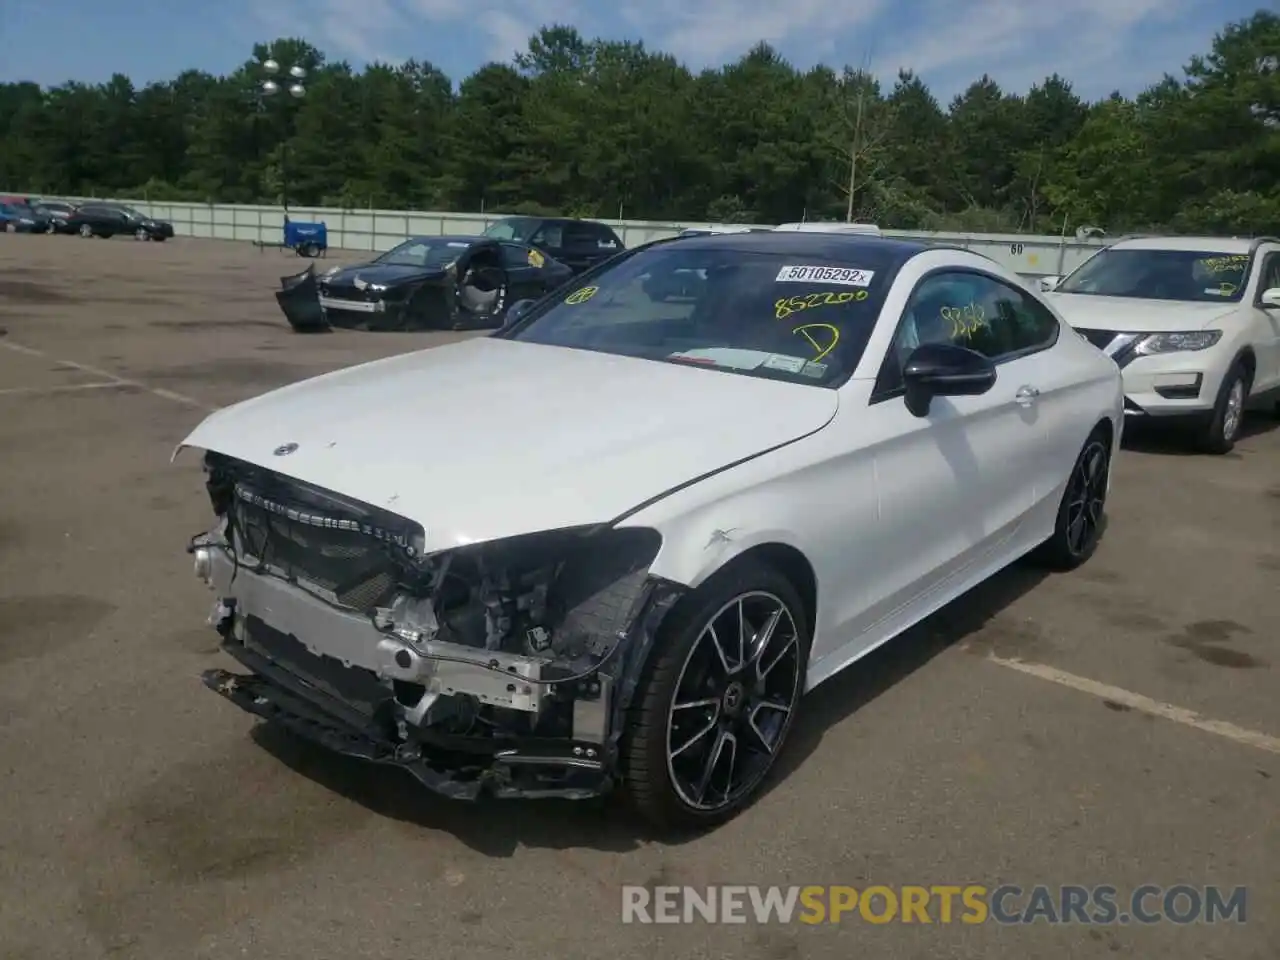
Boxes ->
[776,265,875,287]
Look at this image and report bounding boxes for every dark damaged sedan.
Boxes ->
[276,234,575,332]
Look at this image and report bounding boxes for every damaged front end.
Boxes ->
[190,452,684,800]
[275,265,330,333]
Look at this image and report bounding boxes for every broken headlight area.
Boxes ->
[190,452,682,799]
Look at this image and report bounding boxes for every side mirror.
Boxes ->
[902,343,998,417]
[502,298,536,328]
[1260,288,1280,309]
[1039,275,1062,292]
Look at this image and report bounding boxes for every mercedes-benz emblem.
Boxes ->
[273,442,299,456]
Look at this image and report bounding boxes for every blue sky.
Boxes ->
[0,0,1260,102]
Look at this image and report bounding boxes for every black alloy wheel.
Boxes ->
[623,560,809,829]
[1032,430,1111,570]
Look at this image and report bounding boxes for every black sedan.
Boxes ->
[275,235,575,332]
[0,199,51,233]
[65,202,174,240]
[29,199,79,234]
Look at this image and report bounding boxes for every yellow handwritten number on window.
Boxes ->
[564,285,598,305]
[941,303,986,338]
[775,289,867,320]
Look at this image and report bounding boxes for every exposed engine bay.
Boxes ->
[191,451,682,799]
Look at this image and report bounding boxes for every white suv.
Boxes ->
[1041,236,1280,453]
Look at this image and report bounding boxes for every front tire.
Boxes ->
[622,560,809,830]
[1031,429,1111,571]
[79,224,94,238]
[1198,361,1250,454]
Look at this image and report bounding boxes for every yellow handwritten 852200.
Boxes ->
[775,289,867,320]
[564,285,599,305]
[941,303,986,338]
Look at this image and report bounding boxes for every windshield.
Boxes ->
[505,243,897,386]
[1057,248,1249,303]
[374,237,474,269]
[483,218,537,242]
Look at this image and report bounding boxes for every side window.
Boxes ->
[561,223,619,252]
[532,223,564,249]
[1259,252,1280,293]
[879,271,1059,393]
[562,224,596,250]
[587,224,622,251]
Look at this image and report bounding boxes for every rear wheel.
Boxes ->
[78,223,94,238]
[1031,429,1111,571]
[622,560,809,830]
[134,227,150,241]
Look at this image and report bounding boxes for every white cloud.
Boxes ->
[251,0,408,64]
[249,0,1223,98]
[875,0,1200,97]
[317,0,405,63]
[620,0,888,66]
[408,0,584,63]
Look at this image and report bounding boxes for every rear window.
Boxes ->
[482,217,538,242]
[564,222,622,252]
[506,243,900,386]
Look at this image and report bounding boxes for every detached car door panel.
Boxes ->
[500,243,553,302]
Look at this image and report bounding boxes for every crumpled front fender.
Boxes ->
[276,265,330,333]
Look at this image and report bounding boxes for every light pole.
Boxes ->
[258,58,306,211]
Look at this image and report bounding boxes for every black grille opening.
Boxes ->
[209,457,423,613]
[233,498,401,610]
[1077,328,1117,350]
[319,283,380,303]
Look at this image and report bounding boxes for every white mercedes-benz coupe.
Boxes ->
[177,231,1123,829]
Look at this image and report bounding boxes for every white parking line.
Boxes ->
[0,382,130,397]
[0,338,215,411]
[988,654,1280,755]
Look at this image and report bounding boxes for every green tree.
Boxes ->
[0,14,1272,235]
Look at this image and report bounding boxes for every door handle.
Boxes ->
[1014,385,1040,405]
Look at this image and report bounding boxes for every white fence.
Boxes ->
[40,195,1110,279]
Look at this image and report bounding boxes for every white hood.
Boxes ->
[178,337,838,552]
[1047,292,1237,333]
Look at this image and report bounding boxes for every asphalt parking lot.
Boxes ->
[0,233,1276,960]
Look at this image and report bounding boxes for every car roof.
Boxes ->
[1111,236,1254,254]
[403,234,490,245]
[493,215,616,229]
[662,230,930,264]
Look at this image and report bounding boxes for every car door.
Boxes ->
[848,270,1061,640]
[71,204,102,232]
[499,242,551,302]
[528,221,567,266]
[1248,250,1280,391]
[87,206,123,235]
